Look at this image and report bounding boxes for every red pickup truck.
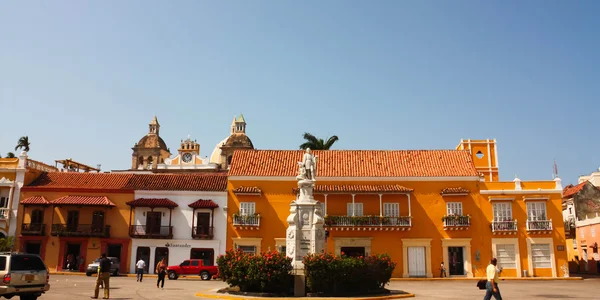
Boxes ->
[166,259,218,280]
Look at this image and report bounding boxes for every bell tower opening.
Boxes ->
[456,139,499,182]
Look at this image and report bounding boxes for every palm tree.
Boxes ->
[299,132,339,150]
[15,136,30,152]
[5,152,15,158]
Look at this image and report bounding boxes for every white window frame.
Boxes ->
[238,245,256,254]
[383,203,400,217]
[496,244,517,269]
[347,203,363,216]
[492,203,512,222]
[530,244,551,268]
[446,202,463,216]
[591,228,596,238]
[239,202,256,216]
[526,202,547,221]
[580,228,585,238]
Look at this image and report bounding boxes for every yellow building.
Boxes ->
[226,139,568,278]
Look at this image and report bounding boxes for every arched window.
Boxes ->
[147,156,154,169]
[138,156,144,168]
[227,155,233,166]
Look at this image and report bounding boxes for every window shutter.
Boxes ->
[347,203,353,216]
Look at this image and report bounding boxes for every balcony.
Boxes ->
[491,220,517,235]
[324,215,412,231]
[129,225,173,239]
[0,208,10,220]
[526,220,553,233]
[443,215,470,230]
[21,223,46,236]
[51,224,110,238]
[192,226,214,239]
[233,215,260,230]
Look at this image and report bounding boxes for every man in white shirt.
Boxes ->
[136,259,146,282]
[484,258,502,300]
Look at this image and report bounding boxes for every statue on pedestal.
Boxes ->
[296,148,317,181]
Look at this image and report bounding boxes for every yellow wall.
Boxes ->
[227,178,568,278]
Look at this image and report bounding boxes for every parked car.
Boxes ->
[166,259,218,280]
[0,252,51,300]
[86,257,120,276]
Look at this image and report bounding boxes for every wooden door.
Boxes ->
[146,212,162,234]
[196,212,211,235]
[66,211,79,232]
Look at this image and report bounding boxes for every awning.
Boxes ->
[20,196,50,206]
[188,199,219,209]
[293,184,413,195]
[233,186,262,195]
[126,198,178,208]
[51,195,116,207]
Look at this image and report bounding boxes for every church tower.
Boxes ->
[456,139,499,181]
[131,116,171,170]
[210,114,255,169]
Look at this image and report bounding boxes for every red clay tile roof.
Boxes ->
[229,150,479,177]
[563,182,588,198]
[293,184,413,194]
[233,186,262,194]
[26,172,134,190]
[24,172,228,192]
[20,196,50,205]
[126,198,178,208]
[440,187,470,195]
[125,174,228,191]
[188,199,219,209]
[51,196,116,207]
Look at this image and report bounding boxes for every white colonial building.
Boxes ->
[127,174,228,274]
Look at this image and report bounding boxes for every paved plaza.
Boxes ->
[41,275,599,300]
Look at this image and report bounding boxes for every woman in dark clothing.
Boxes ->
[156,258,167,289]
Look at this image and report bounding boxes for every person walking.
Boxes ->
[92,253,112,299]
[156,258,167,289]
[136,258,146,282]
[484,258,502,300]
[440,262,447,278]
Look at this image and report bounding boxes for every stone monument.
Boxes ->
[286,148,325,295]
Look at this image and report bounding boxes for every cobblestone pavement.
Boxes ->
[40,275,600,299]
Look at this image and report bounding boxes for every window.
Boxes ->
[580,229,585,238]
[191,260,199,266]
[383,203,400,217]
[346,203,363,216]
[240,202,256,216]
[0,257,5,271]
[492,203,512,221]
[278,245,286,254]
[526,202,547,221]
[592,228,596,238]
[238,245,256,254]
[531,244,551,268]
[180,260,190,266]
[446,202,463,216]
[0,197,7,208]
[496,244,516,269]
[9,255,46,271]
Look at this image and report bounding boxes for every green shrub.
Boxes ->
[303,252,396,295]
[216,249,292,293]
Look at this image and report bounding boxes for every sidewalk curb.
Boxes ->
[49,272,202,279]
[194,292,415,300]
[389,277,583,281]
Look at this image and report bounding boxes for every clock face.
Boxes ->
[182,153,193,163]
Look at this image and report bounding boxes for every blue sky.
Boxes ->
[1,1,599,184]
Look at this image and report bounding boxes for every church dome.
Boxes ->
[223,133,254,149]
[136,134,168,150]
[209,137,228,164]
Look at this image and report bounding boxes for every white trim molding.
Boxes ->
[526,237,557,277]
[491,238,522,278]
[232,237,263,253]
[332,237,372,256]
[401,238,433,278]
[481,190,562,195]
[442,238,473,278]
[488,197,515,202]
[523,197,550,201]
[229,176,482,182]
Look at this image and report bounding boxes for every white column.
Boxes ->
[324,194,328,216]
[7,186,13,209]
[351,194,356,217]
[407,193,412,226]
[379,194,383,217]
[149,246,156,274]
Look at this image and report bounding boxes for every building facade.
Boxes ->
[226,139,568,278]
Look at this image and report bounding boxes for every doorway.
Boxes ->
[24,241,42,255]
[92,211,105,233]
[64,243,81,271]
[408,246,426,277]
[340,247,366,258]
[66,211,79,232]
[135,247,150,274]
[154,247,169,272]
[190,248,214,266]
[196,212,211,236]
[107,244,122,260]
[448,247,465,276]
[146,212,162,234]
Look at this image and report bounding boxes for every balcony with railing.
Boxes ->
[526,219,553,232]
[0,208,10,220]
[51,224,110,237]
[324,215,412,231]
[21,223,46,236]
[129,225,173,239]
[491,220,517,235]
[233,215,261,229]
[192,226,214,239]
[443,215,471,230]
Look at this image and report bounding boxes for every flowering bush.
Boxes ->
[303,252,396,295]
[216,249,293,293]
